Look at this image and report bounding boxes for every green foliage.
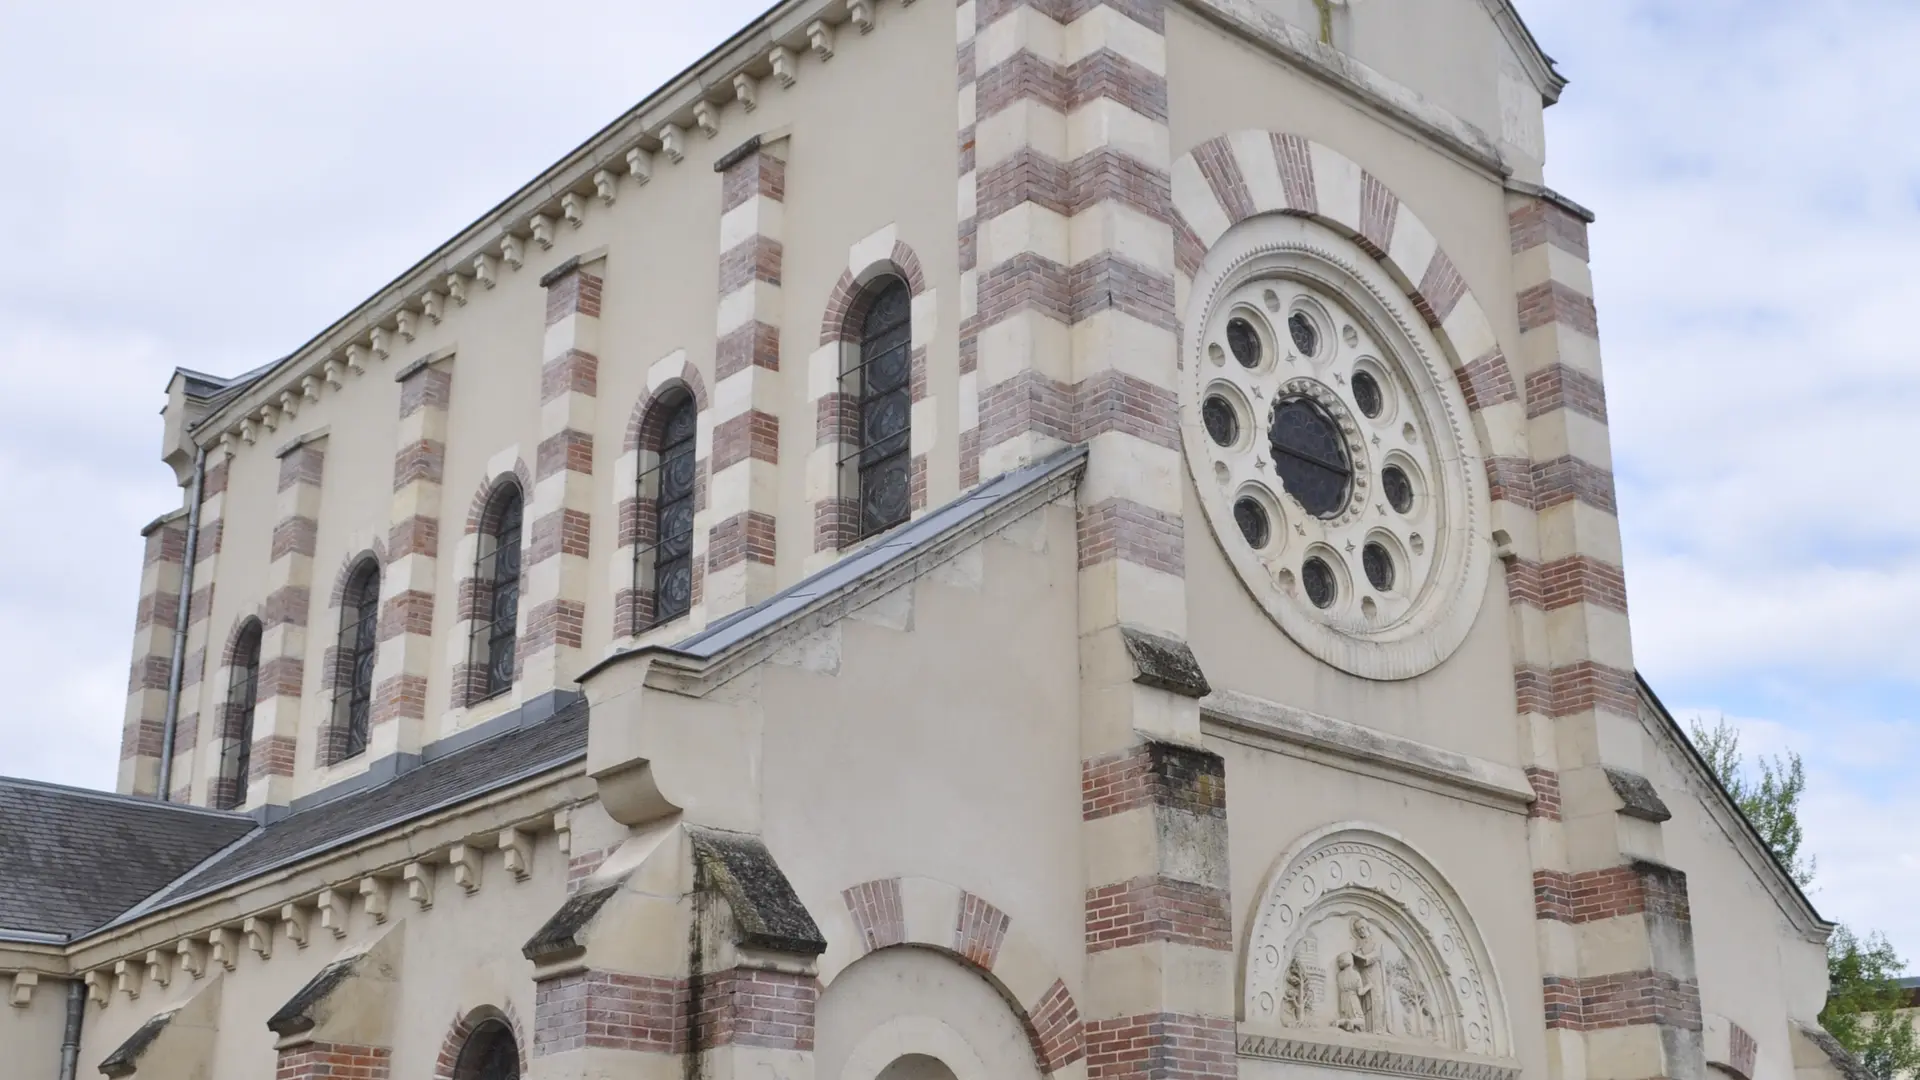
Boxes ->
[1821,926,1920,1080]
[1686,716,1918,1080]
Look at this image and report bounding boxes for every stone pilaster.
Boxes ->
[956,0,981,488]
[119,510,188,796]
[1507,192,1702,1080]
[247,440,324,809]
[368,358,451,760]
[706,140,786,619]
[522,260,602,697]
[180,455,229,806]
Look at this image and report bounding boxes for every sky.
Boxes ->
[0,1,1914,956]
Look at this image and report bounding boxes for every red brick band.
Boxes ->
[955,891,1011,970]
[1518,281,1599,336]
[712,411,780,471]
[1525,363,1608,422]
[1533,862,1690,925]
[276,1042,392,1080]
[1510,201,1591,261]
[707,512,776,572]
[1082,741,1227,822]
[1514,662,1637,719]
[1541,971,1701,1033]
[1083,1013,1234,1080]
[1525,767,1562,821]
[1085,876,1232,953]
[1077,499,1181,575]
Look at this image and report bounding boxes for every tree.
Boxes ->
[1687,717,1920,1080]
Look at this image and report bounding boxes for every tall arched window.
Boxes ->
[330,561,380,762]
[635,392,698,630]
[849,277,912,538]
[471,483,523,701]
[454,1016,521,1080]
[216,619,262,810]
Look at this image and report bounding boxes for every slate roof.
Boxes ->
[0,779,254,941]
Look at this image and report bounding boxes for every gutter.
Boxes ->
[158,446,208,800]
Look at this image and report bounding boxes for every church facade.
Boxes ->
[0,4,1858,1080]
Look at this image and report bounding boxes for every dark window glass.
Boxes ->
[336,563,380,760]
[475,486,523,700]
[1302,556,1337,609]
[1382,465,1414,514]
[652,397,698,624]
[1234,497,1271,549]
[219,621,261,809]
[855,279,912,538]
[1203,396,1239,447]
[1351,371,1383,418]
[455,1019,520,1080]
[1227,317,1262,368]
[1363,542,1395,591]
[1288,312,1319,357]
[1269,397,1352,517]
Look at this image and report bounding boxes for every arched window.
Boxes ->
[848,277,912,538]
[330,560,380,762]
[215,619,262,810]
[470,483,523,701]
[454,1016,521,1080]
[634,390,698,630]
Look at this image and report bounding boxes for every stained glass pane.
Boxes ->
[1227,317,1262,368]
[1352,371,1383,418]
[483,489,523,698]
[1203,396,1239,447]
[1382,466,1414,514]
[857,279,913,538]
[1302,557,1337,609]
[457,1021,520,1080]
[1234,498,1271,549]
[1289,312,1319,357]
[1269,398,1352,517]
[653,396,699,625]
[1363,542,1395,591]
[341,565,379,759]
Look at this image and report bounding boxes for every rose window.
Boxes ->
[1182,220,1489,679]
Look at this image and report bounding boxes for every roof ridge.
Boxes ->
[0,775,253,820]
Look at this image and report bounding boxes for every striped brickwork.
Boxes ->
[247,440,326,808]
[521,261,602,695]
[706,144,787,618]
[613,356,711,637]
[176,456,230,805]
[367,360,451,759]
[119,510,189,797]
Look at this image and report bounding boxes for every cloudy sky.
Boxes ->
[1,2,1914,955]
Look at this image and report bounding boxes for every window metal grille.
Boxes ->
[849,278,912,538]
[335,563,379,760]
[218,621,261,809]
[455,1019,520,1080]
[470,486,523,701]
[649,398,698,626]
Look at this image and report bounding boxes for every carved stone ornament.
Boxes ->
[1244,827,1509,1060]
[1182,216,1489,681]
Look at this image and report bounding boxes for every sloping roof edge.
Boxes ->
[1636,674,1830,939]
[1478,0,1568,104]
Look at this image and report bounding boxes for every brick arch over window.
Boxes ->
[1169,132,1525,467]
[624,364,709,455]
[327,542,388,610]
[434,1003,528,1080]
[462,461,535,537]
[820,877,1085,1080]
[819,242,929,347]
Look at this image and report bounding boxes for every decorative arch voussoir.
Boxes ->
[222,612,265,666]
[820,241,931,346]
[462,461,533,536]
[327,543,387,609]
[625,367,708,455]
[434,1003,528,1080]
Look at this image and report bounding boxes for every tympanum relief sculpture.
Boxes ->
[1280,913,1443,1043]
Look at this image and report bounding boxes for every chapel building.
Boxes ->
[0,4,1861,1080]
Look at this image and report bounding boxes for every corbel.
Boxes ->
[257,404,279,432]
[397,309,418,342]
[277,390,299,418]
[208,927,238,972]
[593,168,618,206]
[807,20,835,61]
[449,842,483,894]
[447,271,471,305]
[770,45,798,87]
[323,358,346,389]
[243,915,274,960]
[143,949,172,989]
[175,938,207,980]
[529,214,556,250]
[84,970,109,1006]
[848,0,875,32]
[625,146,654,185]
[345,343,370,375]
[219,430,239,456]
[113,959,142,1000]
[403,860,435,910]
[301,374,322,402]
[9,971,37,1008]
[359,876,392,924]
[552,808,574,855]
[734,71,760,112]
[562,191,586,227]
[658,123,686,164]
[317,887,351,938]
[422,290,446,324]
[370,325,392,360]
[501,234,525,269]
[239,419,258,445]
[499,827,533,882]
[694,100,720,139]
[280,902,310,949]
[473,253,499,289]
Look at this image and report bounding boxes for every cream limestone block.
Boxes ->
[1545,1030,1589,1080]
[1387,211,1441,294]
[1080,434,1182,516]
[1082,805,1161,888]
[957,84,976,131]
[1519,323,1605,381]
[1066,100,1170,170]
[959,267,979,322]
[1070,200,1175,275]
[808,343,843,401]
[1071,311,1178,386]
[720,198,785,255]
[703,562,777,623]
[1078,558,1186,638]
[1229,129,1288,214]
[1439,295,1500,375]
[958,372,979,428]
[1084,943,1235,1019]
[534,1048,685,1080]
[1553,712,1651,781]
[1561,804,1662,878]
[844,1016,990,1080]
[955,1,975,43]
[1575,913,1656,975]
[694,412,717,464]
[898,876,964,945]
[1529,410,1614,473]
[1064,2,1166,72]
[910,398,940,455]
[957,169,978,222]
[981,433,1069,481]
[543,310,601,359]
[974,99,1068,172]
[1477,398,1530,463]
[980,201,1072,272]
[1050,1062,1090,1080]
[1584,1023,1677,1080]
[1513,241,1595,296]
[1308,143,1364,234]
[714,367,785,423]
[984,924,1062,1014]
[706,459,780,523]
[699,1046,812,1080]
[1526,711,1560,768]
[978,310,1073,385]
[1536,502,1626,567]
[1534,897,1579,972]
[1545,603,1634,674]
[1170,156,1231,247]
[805,446,840,503]
[644,351,691,397]
[1080,677,1202,756]
[976,3,1065,70]
[911,291,938,346]
[849,223,901,277]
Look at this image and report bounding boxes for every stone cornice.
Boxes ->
[1237,1029,1523,1080]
